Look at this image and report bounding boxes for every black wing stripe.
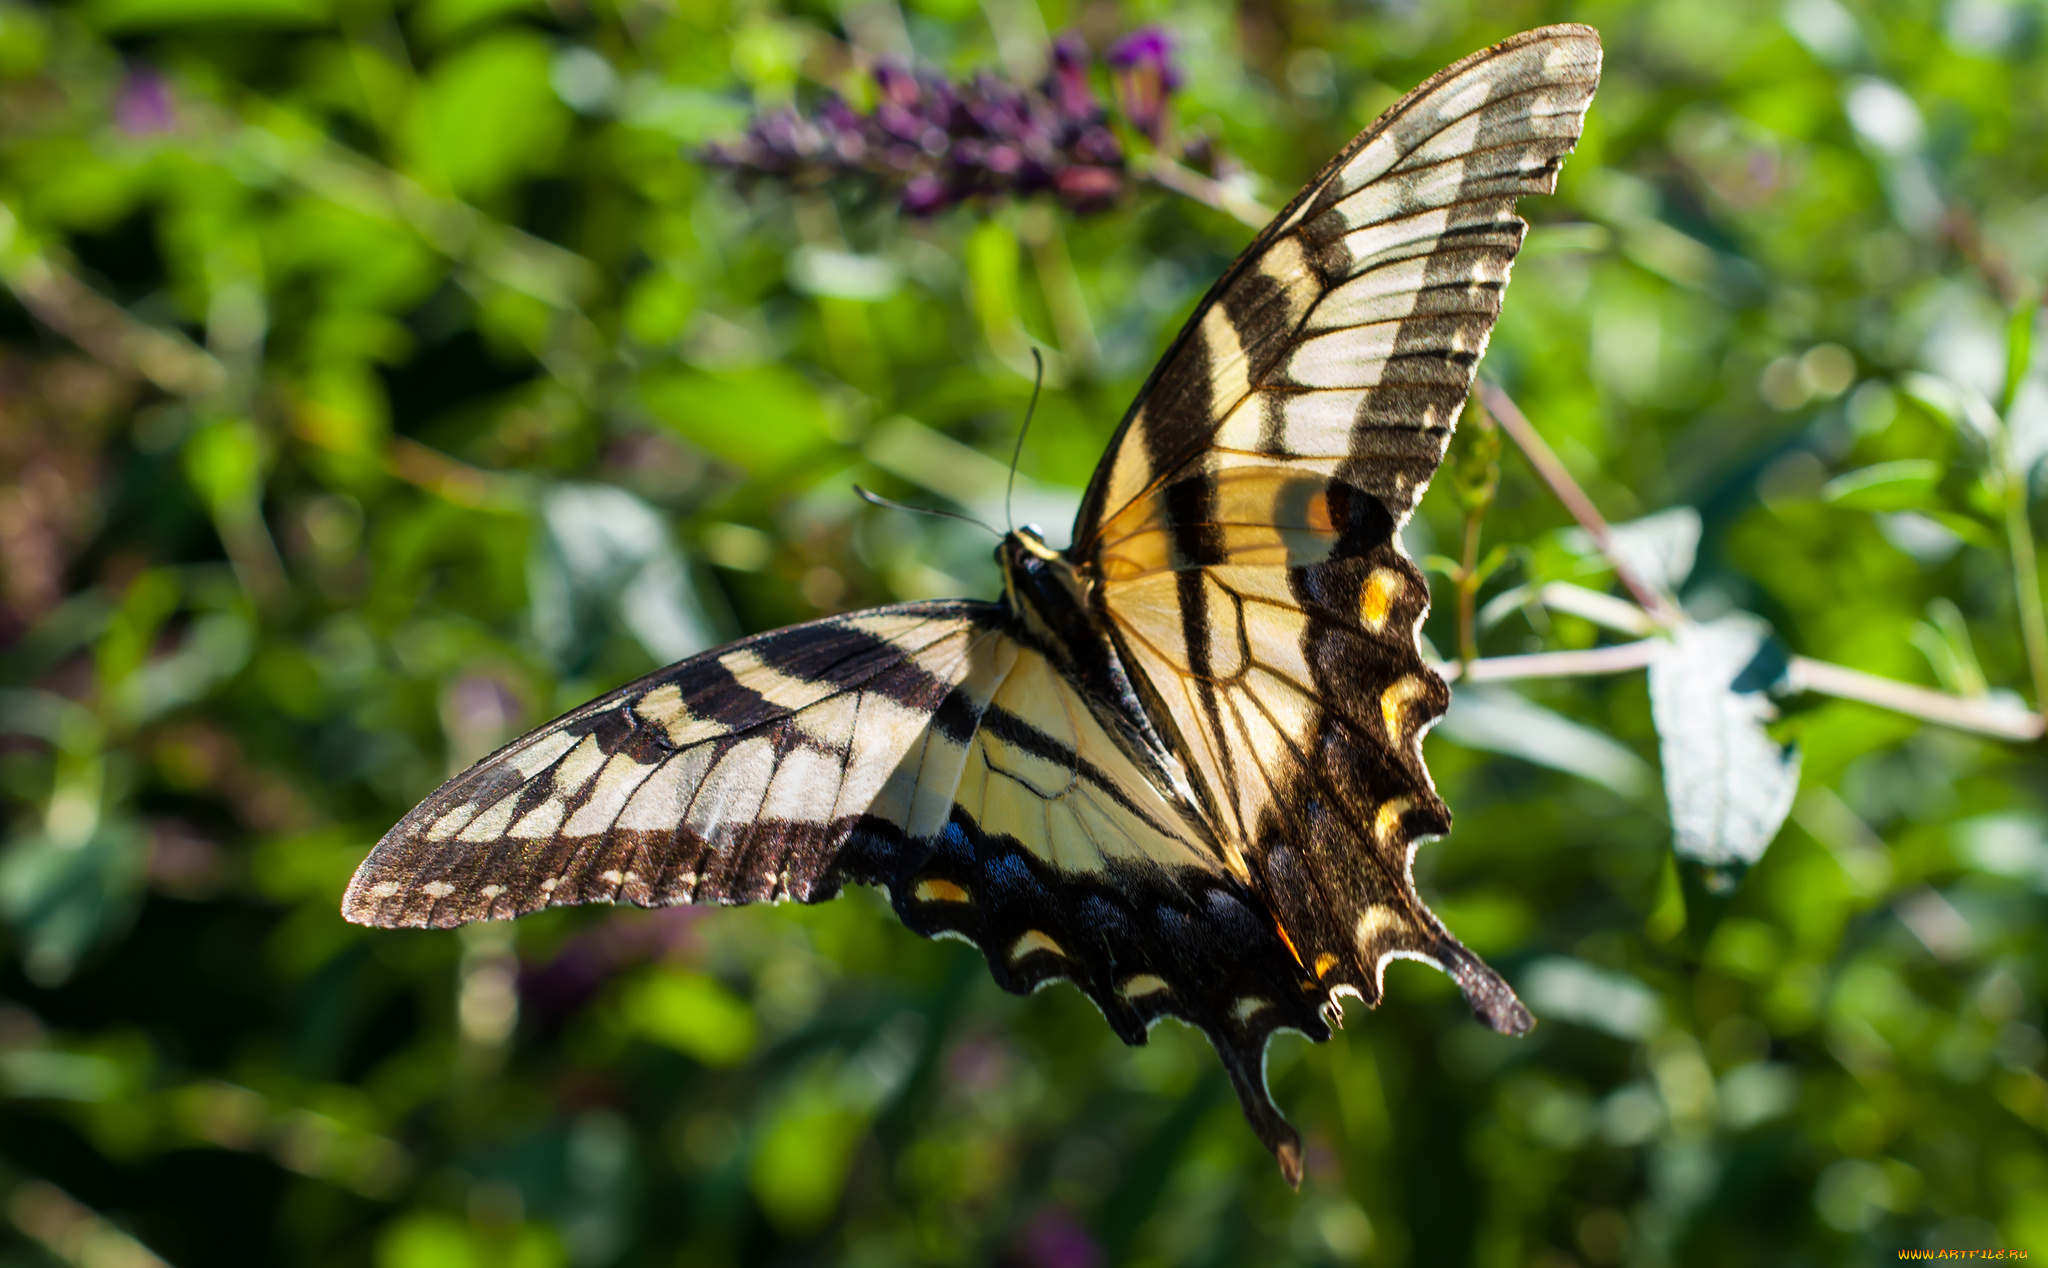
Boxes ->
[1073,26,1598,547]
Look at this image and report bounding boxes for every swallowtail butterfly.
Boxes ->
[346,25,1602,1184]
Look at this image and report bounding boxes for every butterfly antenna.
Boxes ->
[852,485,1001,538]
[1006,348,1045,534]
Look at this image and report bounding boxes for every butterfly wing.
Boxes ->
[347,596,1330,1176]
[1076,27,1602,1031]
[344,602,1015,927]
[895,641,1330,1181]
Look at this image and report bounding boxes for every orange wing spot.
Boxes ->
[1381,675,1430,743]
[1373,797,1415,848]
[1313,951,1340,979]
[1274,919,1307,969]
[1305,490,1334,536]
[1360,567,1406,631]
[913,878,971,904]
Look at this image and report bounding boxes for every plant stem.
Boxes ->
[1435,640,2041,740]
[1457,511,1483,664]
[0,216,227,396]
[1477,381,1682,625]
[1135,155,1275,230]
[1436,641,1660,683]
[1787,655,2044,742]
[2002,480,2048,717]
[1019,205,1101,376]
[1537,582,1658,636]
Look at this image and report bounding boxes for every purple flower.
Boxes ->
[901,173,955,215]
[703,28,1213,217]
[115,66,176,136]
[1106,27,1180,81]
[1016,1209,1103,1268]
[1106,26,1181,142]
[1054,164,1124,212]
[1047,33,1101,124]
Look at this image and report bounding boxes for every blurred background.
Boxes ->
[2,0,2046,1262]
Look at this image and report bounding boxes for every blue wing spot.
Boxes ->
[934,819,975,866]
[983,853,1033,895]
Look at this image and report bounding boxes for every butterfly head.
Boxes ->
[997,524,1087,638]
[1005,523,1057,560]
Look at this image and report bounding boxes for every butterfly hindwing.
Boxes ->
[892,644,1330,1177]
[343,602,1014,928]
[1081,26,1600,1032]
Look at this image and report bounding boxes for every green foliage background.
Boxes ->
[2,0,2046,1263]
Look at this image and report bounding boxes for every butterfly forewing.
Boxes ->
[344,602,1013,928]
[1080,26,1600,1032]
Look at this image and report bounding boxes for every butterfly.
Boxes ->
[345,24,1602,1185]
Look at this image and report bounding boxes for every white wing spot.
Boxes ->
[510,797,567,840]
[1120,974,1170,1000]
[1356,905,1401,949]
[425,801,482,842]
[508,729,578,777]
[565,752,656,836]
[1011,930,1066,962]
[719,647,838,713]
[1200,301,1252,416]
[422,881,455,899]
[456,793,520,843]
[370,881,401,898]
[480,884,504,899]
[553,734,606,793]
[1232,996,1270,1023]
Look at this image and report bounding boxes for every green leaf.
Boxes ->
[1516,957,1664,1041]
[617,969,757,1066]
[748,1086,865,1235]
[1563,506,1701,593]
[1436,685,1655,798]
[2004,300,2038,419]
[1820,459,1942,509]
[402,32,569,200]
[83,0,327,32]
[530,483,714,669]
[0,818,147,987]
[641,365,836,473]
[1647,617,1801,889]
[409,0,543,47]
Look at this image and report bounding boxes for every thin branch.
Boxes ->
[1997,301,2048,714]
[1538,582,1658,636]
[1019,205,1101,375]
[1457,509,1483,664]
[1787,655,2044,742]
[1436,640,1659,683]
[1435,640,2040,742]
[384,438,516,509]
[1133,155,1274,230]
[0,219,227,396]
[2001,479,2048,715]
[1476,381,1683,625]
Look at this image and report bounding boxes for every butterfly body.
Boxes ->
[347,25,1603,1184]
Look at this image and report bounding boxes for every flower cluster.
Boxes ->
[706,28,1193,216]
